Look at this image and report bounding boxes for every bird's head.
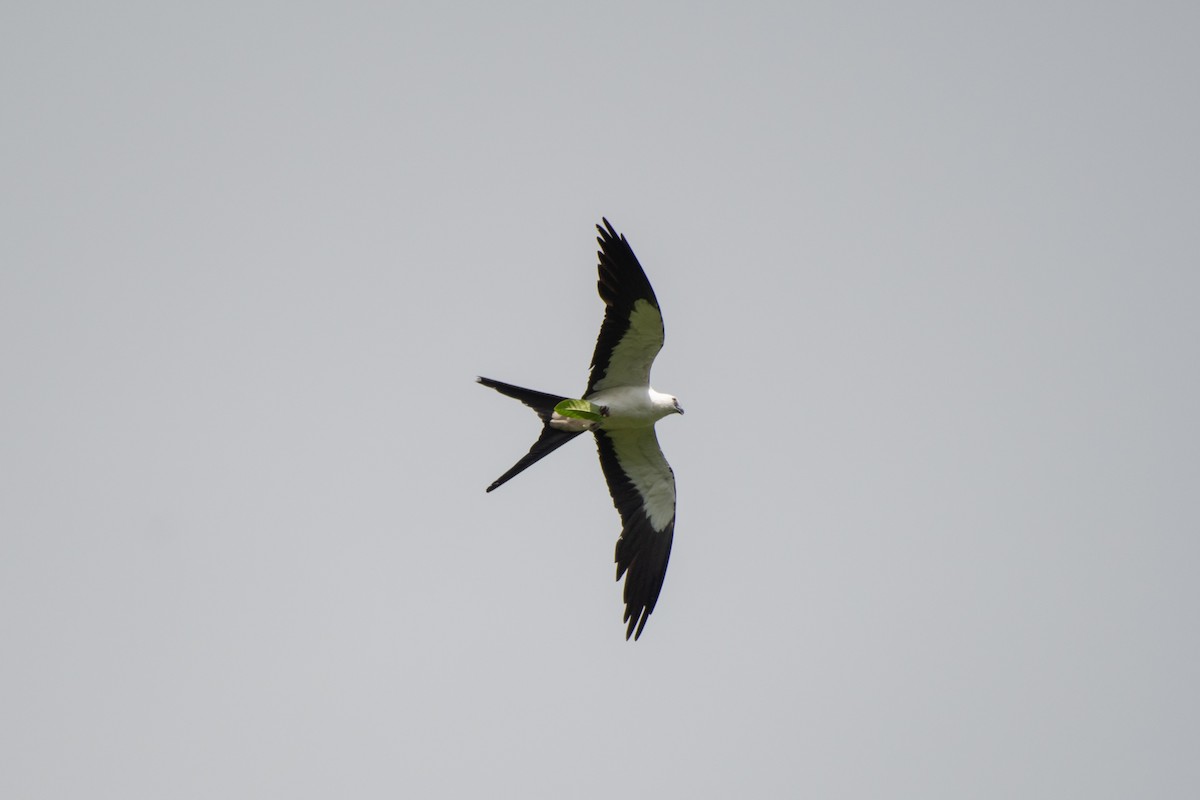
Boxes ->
[648,388,684,418]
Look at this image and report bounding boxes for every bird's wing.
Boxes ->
[594,428,676,640]
[587,219,665,395]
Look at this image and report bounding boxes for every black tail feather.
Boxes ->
[485,425,584,492]
[478,377,585,492]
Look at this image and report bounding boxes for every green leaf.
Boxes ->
[554,398,603,422]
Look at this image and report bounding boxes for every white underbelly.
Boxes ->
[587,386,661,430]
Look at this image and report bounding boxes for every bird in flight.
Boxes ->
[479,218,683,640]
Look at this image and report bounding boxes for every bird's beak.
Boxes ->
[675,402,685,415]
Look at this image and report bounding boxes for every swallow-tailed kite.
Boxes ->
[479,218,683,640]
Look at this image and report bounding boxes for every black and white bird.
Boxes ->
[479,218,683,640]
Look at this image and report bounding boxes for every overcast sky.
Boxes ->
[3,2,1198,797]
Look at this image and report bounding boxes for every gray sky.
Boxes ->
[3,2,1198,797]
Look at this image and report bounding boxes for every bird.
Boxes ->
[478,218,683,640]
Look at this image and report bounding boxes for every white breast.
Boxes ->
[587,386,676,430]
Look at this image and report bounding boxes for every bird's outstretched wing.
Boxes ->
[587,219,665,395]
[594,428,676,640]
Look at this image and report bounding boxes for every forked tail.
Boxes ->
[477,377,586,492]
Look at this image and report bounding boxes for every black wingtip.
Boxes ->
[623,608,649,641]
[597,217,621,245]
